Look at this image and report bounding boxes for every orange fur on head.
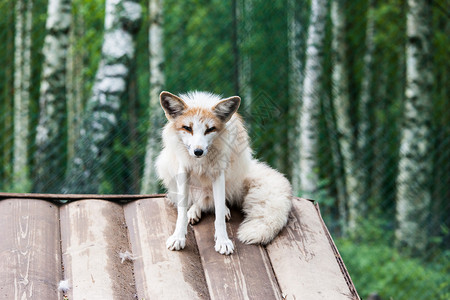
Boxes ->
[173,107,224,133]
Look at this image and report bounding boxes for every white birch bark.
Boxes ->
[34,0,72,192]
[298,0,327,198]
[396,0,433,252]
[289,0,307,194]
[13,0,24,184]
[236,0,252,119]
[330,0,351,229]
[67,7,84,168]
[141,0,165,194]
[65,0,142,193]
[13,0,32,190]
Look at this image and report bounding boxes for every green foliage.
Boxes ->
[338,238,450,300]
[0,166,32,193]
[72,0,105,99]
[337,212,450,300]
[164,0,234,95]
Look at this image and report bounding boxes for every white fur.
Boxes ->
[119,250,136,263]
[156,91,292,255]
[58,280,70,293]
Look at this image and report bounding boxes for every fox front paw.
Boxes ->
[166,234,186,251]
[214,237,234,255]
[187,204,202,224]
[225,206,231,221]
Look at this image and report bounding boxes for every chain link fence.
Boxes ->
[0,0,449,298]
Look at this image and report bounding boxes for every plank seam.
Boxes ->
[262,244,284,299]
[190,223,212,300]
[58,205,66,298]
[120,205,138,298]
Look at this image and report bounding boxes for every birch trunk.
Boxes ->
[67,7,85,167]
[330,0,351,229]
[34,0,72,193]
[351,0,376,231]
[298,0,327,198]
[396,0,433,252]
[64,0,142,193]
[289,0,307,195]
[236,0,252,120]
[141,0,165,194]
[13,0,32,190]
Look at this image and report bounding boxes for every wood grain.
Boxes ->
[0,199,62,299]
[193,208,282,300]
[124,197,209,299]
[266,198,355,300]
[0,192,164,201]
[0,195,360,300]
[314,203,360,299]
[60,200,136,299]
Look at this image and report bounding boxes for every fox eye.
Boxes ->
[182,125,192,133]
[205,126,216,134]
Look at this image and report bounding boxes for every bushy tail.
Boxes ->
[237,160,292,245]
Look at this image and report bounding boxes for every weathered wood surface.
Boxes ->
[194,209,282,300]
[124,198,209,299]
[60,200,136,299]
[0,192,164,200]
[0,199,62,299]
[266,197,356,299]
[0,194,359,300]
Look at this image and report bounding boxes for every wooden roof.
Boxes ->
[0,193,359,300]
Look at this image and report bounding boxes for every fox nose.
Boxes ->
[194,148,204,157]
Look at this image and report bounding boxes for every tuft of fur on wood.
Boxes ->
[119,250,136,263]
[58,280,70,293]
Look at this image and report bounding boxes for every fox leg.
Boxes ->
[166,168,189,251]
[213,171,234,255]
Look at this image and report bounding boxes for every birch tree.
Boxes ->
[297,0,327,198]
[396,0,433,252]
[13,0,32,190]
[352,0,377,230]
[141,0,165,194]
[236,0,252,119]
[331,0,351,229]
[34,0,72,193]
[64,0,142,193]
[289,0,307,194]
[67,4,85,167]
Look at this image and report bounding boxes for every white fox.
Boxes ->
[156,91,292,255]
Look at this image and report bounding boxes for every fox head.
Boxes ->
[160,91,241,158]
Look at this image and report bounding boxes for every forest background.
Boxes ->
[0,0,449,298]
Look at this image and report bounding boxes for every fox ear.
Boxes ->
[213,96,241,122]
[160,91,187,120]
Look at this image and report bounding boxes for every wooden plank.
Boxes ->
[0,192,165,201]
[124,198,209,299]
[266,198,356,300]
[60,200,136,299]
[193,209,282,300]
[0,199,62,299]
[314,203,360,299]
